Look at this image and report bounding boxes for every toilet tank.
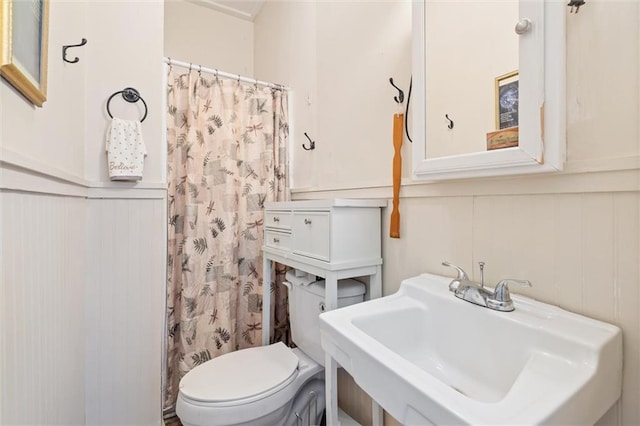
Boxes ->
[285,270,366,366]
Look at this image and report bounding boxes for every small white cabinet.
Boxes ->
[264,201,383,268]
[261,198,386,426]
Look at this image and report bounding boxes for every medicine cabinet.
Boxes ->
[412,0,566,181]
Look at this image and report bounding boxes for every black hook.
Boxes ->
[302,132,316,151]
[389,78,404,104]
[567,0,585,13]
[445,114,454,130]
[62,38,87,63]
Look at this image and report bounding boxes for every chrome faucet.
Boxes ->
[441,261,469,292]
[488,279,533,311]
[442,261,532,312]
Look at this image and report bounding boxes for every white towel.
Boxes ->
[106,117,147,181]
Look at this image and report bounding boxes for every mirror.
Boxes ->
[425,1,518,159]
[412,0,566,181]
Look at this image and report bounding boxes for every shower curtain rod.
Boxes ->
[163,57,288,91]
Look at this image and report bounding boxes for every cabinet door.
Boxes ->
[292,211,330,261]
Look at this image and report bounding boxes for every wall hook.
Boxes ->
[389,78,404,104]
[445,114,454,129]
[567,0,585,13]
[302,132,316,151]
[62,38,87,63]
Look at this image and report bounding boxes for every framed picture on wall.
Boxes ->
[0,0,49,107]
[495,70,518,130]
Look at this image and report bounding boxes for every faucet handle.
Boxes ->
[489,279,532,312]
[442,261,469,292]
[442,261,469,280]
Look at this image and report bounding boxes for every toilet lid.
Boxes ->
[179,342,299,404]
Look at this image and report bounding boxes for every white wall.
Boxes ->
[254,1,411,191]
[164,0,254,75]
[0,1,166,425]
[84,1,165,185]
[255,1,640,425]
[1,0,87,179]
[253,0,318,189]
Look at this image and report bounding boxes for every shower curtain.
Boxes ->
[164,68,290,410]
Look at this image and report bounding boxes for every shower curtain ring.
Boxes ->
[198,65,202,76]
[189,63,193,72]
[255,79,258,89]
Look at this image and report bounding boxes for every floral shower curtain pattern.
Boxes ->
[165,69,289,410]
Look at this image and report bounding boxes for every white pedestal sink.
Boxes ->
[319,273,622,425]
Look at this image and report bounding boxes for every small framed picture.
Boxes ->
[495,70,518,130]
[0,0,50,107]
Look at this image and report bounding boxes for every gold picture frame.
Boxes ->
[495,70,518,130]
[0,0,49,107]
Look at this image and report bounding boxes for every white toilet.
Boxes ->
[176,270,366,426]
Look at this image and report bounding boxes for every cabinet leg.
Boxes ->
[325,272,338,310]
[262,257,271,346]
[369,265,382,300]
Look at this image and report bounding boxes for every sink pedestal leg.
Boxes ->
[325,272,339,424]
[372,401,383,426]
[325,353,339,425]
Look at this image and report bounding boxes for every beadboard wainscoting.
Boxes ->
[1,158,167,425]
[0,191,87,425]
[85,196,166,426]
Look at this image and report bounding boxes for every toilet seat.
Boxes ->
[177,346,325,426]
[179,342,299,407]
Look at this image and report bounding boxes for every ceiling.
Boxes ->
[187,0,265,21]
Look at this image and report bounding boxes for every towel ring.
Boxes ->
[106,87,148,122]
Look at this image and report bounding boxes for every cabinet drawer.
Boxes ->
[292,212,330,261]
[265,210,292,230]
[265,230,292,251]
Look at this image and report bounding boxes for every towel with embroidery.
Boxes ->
[106,117,147,181]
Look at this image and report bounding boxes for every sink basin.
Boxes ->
[319,273,622,425]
